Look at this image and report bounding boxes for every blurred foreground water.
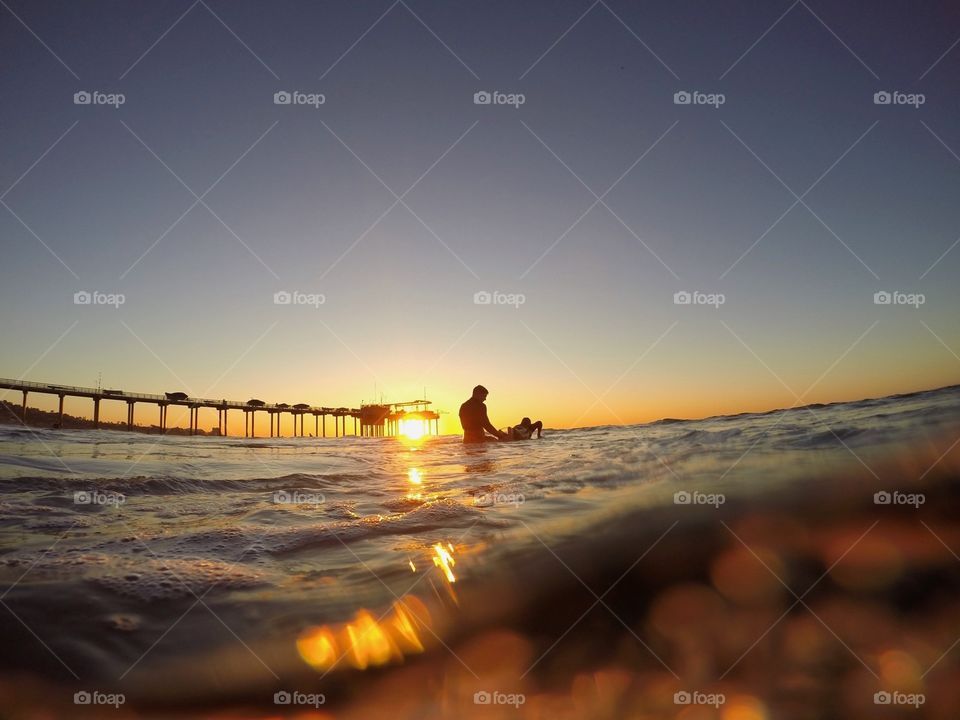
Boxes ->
[1,385,959,718]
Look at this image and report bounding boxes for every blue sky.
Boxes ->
[1,0,959,432]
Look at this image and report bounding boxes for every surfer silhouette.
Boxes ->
[459,385,506,443]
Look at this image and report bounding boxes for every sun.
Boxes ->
[398,419,425,440]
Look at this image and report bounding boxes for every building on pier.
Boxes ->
[359,400,440,437]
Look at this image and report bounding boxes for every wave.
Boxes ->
[0,472,379,496]
[783,426,865,448]
[2,551,268,601]
[46,498,500,566]
[266,498,495,555]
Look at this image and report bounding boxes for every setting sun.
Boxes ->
[398,419,426,440]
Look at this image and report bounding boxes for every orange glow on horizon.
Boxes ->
[5,361,958,435]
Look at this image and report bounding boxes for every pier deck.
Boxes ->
[0,378,360,437]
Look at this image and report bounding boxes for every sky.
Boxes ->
[1,0,959,435]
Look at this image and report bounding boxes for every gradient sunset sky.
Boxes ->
[2,0,959,434]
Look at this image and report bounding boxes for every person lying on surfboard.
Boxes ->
[507,417,542,440]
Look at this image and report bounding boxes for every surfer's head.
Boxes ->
[520,417,531,427]
[472,385,489,400]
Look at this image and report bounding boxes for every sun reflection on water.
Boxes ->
[297,540,460,674]
[407,467,424,500]
[296,597,432,673]
[432,542,457,583]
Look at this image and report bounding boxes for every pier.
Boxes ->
[0,378,363,438]
[359,400,440,437]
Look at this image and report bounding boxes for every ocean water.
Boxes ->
[0,385,959,715]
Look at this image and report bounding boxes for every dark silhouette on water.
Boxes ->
[458,385,506,443]
[508,417,542,440]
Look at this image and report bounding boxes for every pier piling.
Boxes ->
[1,378,372,439]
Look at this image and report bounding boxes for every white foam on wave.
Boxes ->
[94,557,266,601]
[1,548,268,601]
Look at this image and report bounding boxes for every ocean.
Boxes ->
[1,385,958,718]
